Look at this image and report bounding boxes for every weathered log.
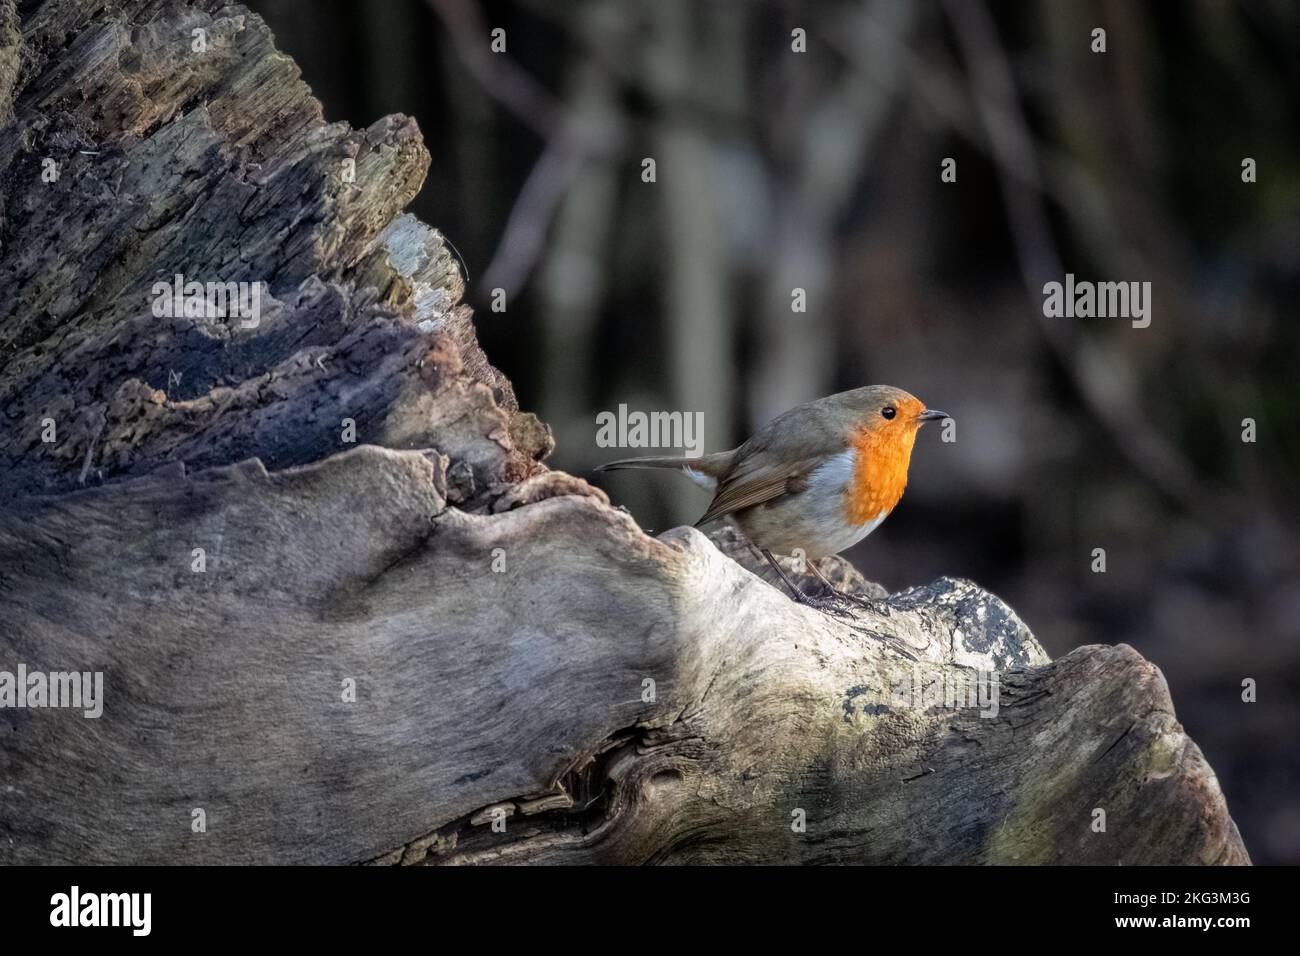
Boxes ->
[0,0,1248,865]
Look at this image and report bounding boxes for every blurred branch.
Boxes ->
[749,0,920,425]
[938,0,1237,524]
[647,0,734,505]
[424,0,626,300]
[479,130,584,297]
[424,0,560,137]
[824,0,1242,521]
[535,62,622,459]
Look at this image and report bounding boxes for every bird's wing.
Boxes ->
[694,455,823,527]
[695,399,854,527]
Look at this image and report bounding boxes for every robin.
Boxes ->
[597,385,950,611]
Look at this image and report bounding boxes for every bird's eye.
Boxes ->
[881,406,896,420]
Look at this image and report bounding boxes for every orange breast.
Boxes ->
[845,424,917,525]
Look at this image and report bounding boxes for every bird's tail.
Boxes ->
[595,451,732,488]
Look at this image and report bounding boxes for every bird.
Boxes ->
[597,385,950,610]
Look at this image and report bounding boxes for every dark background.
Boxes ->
[248,0,1299,863]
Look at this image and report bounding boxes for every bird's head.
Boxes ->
[835,385,950,449]
[828,385,951,523]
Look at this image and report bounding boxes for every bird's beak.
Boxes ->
[916,408,950,424]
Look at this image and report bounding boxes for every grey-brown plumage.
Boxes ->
[597,386,948,563]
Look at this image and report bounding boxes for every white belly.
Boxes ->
[808,451,886,550]
[813,507,888,556]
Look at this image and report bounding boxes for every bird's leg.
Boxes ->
[807,562,875,610]
[757,547,800,597]
[758,548,851,617]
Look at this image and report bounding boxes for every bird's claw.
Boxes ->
[793,588,855,618]
[826,587,877,611]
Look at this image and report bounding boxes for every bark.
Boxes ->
[0,0,1249,865]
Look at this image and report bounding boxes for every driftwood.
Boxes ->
[0,0,1248,865]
